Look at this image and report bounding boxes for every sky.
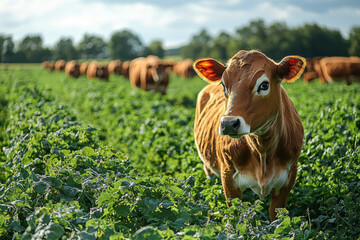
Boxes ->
[1,0,360,49]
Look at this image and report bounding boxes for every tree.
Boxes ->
[210,31,231,61]
[0,34,15,63]
[78,34,107,59]
[290,24,348,58]
[348,26,360,56]
[109,29,144,60]
[181,29,212,59]
[143,40,164,58]
[53,37,78,60]
[17,35,52,62]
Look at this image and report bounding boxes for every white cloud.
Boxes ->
[0,0,359,49]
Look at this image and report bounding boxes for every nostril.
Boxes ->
[232,119,240,131]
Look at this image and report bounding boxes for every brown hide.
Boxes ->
[302,71,318,84]
[108,60,122,75]
[65,60,80,78]
[121,61,130,78]
[41,61,55,71]
[174,59,196,79]
[319,57,360,85]
[54,60,66,71]
[129,56,169,94]
[86,61,109,81]
[79,62,88,75]
[193,50,305,221]
[41,61,49,69]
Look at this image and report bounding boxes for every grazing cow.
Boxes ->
[79,62,89,75]
[129,55,169,94]
[41,61,55,71]
[54,60,66,71]
[121,61,130,78]
[193,50,306,221]
[108,60,122,75]
[41,61,49,69]
[318,57,360,85]
[65,60,80,78]
[174,59,197,79]
[86,61,109,81]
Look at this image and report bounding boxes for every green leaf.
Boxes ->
[132,226,161,240]
[10,221,25,232]
[115,205,130,217]
[82,146,96,157]
[237,222,247,235]
[33,181,47,194]
[98,192,112,206]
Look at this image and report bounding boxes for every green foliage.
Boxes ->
[109,29,144,60]
[349,26,360,56]
[78,34,108,59]
[143,40,165,58]
[0,67,359,239]
[182,20,353,61]
[53,37,79,60]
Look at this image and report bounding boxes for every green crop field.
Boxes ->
[0,65,359,239]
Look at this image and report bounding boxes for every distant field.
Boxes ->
[0,63,41,70]
[0,67,359,239]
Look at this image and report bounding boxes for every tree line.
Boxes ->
[1,19,359,63]
[0,29,164,63]
[182,20,360,62]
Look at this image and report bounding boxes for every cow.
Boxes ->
[318,57,360,85]
[41,61,55,71]
[302,57,322,84]
[174,59,197,79]
[129,55,169,94]
[86,61,109,81]
[121,61,130,78]
[65,60,80,78]
[41,61,49,69]
[193,50,306,222]
[79,62,89,75]
[54,60,66,71]
[108,60,122,75]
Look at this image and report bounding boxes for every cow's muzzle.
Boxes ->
[219,116,250,138]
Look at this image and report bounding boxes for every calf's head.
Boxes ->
[193,50,306,138]
[148,63,168,83]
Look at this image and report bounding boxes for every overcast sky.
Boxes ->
[1,0,360,49]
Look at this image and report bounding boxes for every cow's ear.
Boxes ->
[277,56,306,83]
[193,58,226,83]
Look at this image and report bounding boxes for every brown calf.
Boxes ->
[108,60,122,75]
[174,59,197,79]
[129,55,169,94]
[86,61,109,81]
[79,62,89,75]
[121,61,130,78]
[65,60,80,78]
[54,60,66,71]
[193,50,306,221]
[319,57,360,85]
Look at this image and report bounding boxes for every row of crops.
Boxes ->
[0,66,359,239]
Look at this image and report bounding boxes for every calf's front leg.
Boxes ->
[220,165,242,206]
[269,164,297,221]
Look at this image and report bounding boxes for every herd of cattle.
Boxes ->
[42,55,360,94]
[303,56,360,85]
[41,56,197,94]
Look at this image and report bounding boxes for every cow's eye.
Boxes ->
[220,81,228,97]
[257,81,269,93]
